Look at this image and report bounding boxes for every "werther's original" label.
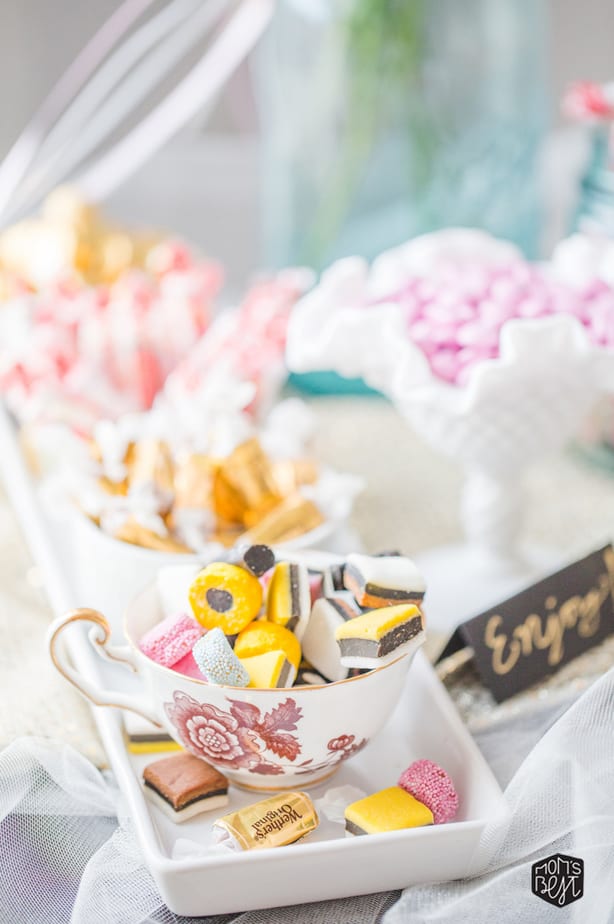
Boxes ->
[213,791,319,851]
[437,546,614,702]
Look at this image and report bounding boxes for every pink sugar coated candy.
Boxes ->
[139,613,203,668]
[172,650,205,680]
[397,759,459,824]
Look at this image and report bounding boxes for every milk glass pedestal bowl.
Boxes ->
[287,242,614,632]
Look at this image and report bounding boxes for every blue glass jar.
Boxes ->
[573,128,614,235]
[572,127,614,471]
[254,0,548,274]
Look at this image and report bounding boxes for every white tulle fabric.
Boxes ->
[1,668,613,923]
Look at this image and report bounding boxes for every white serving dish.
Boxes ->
[0,404,506,917]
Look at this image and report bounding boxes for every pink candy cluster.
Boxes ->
[398,758,458,824]
[165,269,310,413]
[0,241,222,429]
[377,259,614,386]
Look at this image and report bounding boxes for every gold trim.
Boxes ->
[435,646,475,681]
[230,765,339,793]
[49,607,110,679]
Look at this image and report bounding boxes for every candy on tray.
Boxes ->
[234,621,302,673]
[302,594,362,683]
[397,759,459,824]
[343,553,426,608]
[316,785,367,823]
[266,561,311,639]
[122,712,181,755]
[344,786,433,836]
[335,603,425,669]
[143,753,229,822]
[239,650,297,689]
[189,563,263,634]
[138,612,203,668]
[212,791,318,851]
[192,628,250,687]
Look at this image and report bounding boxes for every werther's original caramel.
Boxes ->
[212,792,318,851]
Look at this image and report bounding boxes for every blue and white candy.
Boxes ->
[192,628,250,687]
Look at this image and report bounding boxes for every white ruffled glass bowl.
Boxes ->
[287,231,614,630]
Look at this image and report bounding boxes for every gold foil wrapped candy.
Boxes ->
[0,186,162,292]
[129,439,175,506]
[243,494,324,545]
[173,454,215,510]
[88,436,325,552]
[217,438,282,525]
[212,792,319,851]
[114,518,192,554]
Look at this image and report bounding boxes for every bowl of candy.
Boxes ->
[64,392,362,632]
[287,229,614,628]
[48,547,426,790]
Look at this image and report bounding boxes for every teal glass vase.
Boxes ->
[254,0,548,273]
[254,0,549,393]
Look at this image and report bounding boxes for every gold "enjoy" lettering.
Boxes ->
[484,548,614,676]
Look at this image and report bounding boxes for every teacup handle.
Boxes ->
[47,608,163,727]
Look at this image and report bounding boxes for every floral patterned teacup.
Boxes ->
[47,581,419,790]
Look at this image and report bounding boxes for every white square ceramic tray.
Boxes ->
[0,405,507,917]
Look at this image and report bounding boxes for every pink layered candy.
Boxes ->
[398,759,459,824]
[139,613,203,668]
[373,257,614,386]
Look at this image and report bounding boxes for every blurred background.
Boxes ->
[1,0,613,289]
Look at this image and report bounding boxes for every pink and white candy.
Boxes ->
[0,242,222,428]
